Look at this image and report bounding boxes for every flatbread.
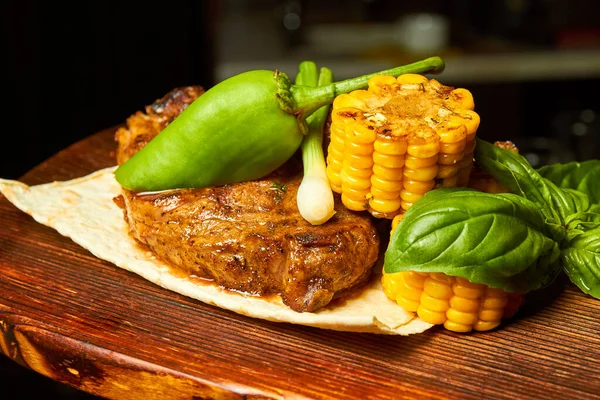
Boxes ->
[0,168,432,334]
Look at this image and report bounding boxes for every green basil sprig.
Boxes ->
[561,224,600,298]
[384,188,561,293]
[538,160,600,204]
[384,139,600,300]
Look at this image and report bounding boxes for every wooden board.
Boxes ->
[1,128,599,400]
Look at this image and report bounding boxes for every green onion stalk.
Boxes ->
[295,62,334,225]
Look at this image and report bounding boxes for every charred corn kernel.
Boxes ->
[447,88,475,110]
[327,74,479,217]
[383,271,524,333]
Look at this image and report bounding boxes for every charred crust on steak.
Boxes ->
[115,87,382,312]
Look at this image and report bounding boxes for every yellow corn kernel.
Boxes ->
[333,94,366,110]
[444,320,473,333]
[423,277,453,300]
[391,214,404,231]
[371,174,404,192]
[397,74,428,85]
[345,153,374,169]
[346,140,374,155]
[403,270,427,286]
[405,154,438,169]
[326,169,342,189]
[437,164,461,179]
[400,200,414,211]
[373,151,406,168]
[402,179,435,193]
[446,307,478,326]
[478,308,504,322]
[407,136,440,158]
[403,165,439,181]
[420,292,450,312]
[344,162,373,178]
[369,197,402,214]
[400,189,424,204]
[452,278,485,299]
[341,171,371,190]
[373,164,404,180]
[342,186,371,202]
[397,296,421,313]
[438,152,464,166]
[440,140,467,154]
[368,75,398,94]
[481,295,509,310]
[349,89,371,102]
[370,186,401,200]
[341,193,368,211]
[374,138,407,155]
[473,320,501,332]
[449,296,480,313]
[417,306,447,325]
[399,276,424,302]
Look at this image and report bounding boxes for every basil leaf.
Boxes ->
[538,160,600,204]
[385,188,561,293]
[562,225,600,299]
[475,139,589,229]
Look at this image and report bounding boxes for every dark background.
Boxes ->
[1,0,599,398]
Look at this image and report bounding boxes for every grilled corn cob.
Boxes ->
[326,74,480,218]
[383,214,523,333]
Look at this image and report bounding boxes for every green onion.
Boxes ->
[295,62,335,225]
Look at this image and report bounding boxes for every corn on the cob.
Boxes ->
[382,271,523,332]
[384,215,523,333]
[326,74,480,218]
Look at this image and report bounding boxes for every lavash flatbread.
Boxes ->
[0,168,432,334]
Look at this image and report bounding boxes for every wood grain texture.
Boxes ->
[1,127,599,400]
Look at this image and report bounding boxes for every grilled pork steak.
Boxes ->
[115,87,380,312]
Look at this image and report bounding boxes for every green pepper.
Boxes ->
[114,57,445,191]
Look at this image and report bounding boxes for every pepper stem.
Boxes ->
[292,56,445,118]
